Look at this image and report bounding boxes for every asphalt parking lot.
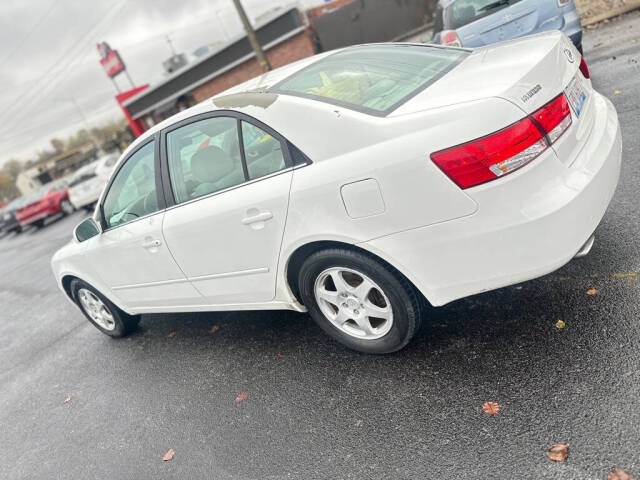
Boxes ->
[2,13,640,480]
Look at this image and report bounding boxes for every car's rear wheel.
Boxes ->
[70,279,140,337]
[60,199,74,215]
[298,248,421,354]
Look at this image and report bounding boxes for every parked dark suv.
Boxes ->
[0,199,24,235]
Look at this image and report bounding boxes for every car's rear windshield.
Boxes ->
[270,45,468,116]
[440,0,524,30]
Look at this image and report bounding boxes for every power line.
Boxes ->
[0,0,59,68]
[0,1,127,127]
[0,102,119,148]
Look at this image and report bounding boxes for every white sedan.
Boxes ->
[68,153,119,210]
[52,32,621,353]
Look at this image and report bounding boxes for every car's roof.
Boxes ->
[120,43,469,163]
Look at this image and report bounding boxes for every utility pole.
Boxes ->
[231,0,271,72]
[68,96,100,149]
[166,34,177,56]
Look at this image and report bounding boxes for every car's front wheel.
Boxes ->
[298,248,421,354]
[70,279,140,337]
[60,199,74,215]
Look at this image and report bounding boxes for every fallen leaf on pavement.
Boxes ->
[209,325,220,334]
[556,320,566,329]
[482,401,500,416]
[64,396,71,404]
[586,288,599,296]
[546,443,569,462]
[168,332,175,338]
[613,272,638,279]
[235,391,249,404]
[608,467,634,480]
[614,90,621,95]
[162,448,175,462]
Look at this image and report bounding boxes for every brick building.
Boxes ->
[123,7,316,131]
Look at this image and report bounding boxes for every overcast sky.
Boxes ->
[0,0,323,167]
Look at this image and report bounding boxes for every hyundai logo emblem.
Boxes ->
[564,48,575,63]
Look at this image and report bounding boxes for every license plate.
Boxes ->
[565,74,587,117]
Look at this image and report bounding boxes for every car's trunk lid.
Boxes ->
[454,0,562,48]
[393,31,595,166]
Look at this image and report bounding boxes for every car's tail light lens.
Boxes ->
[440,30,462,47]
[431,93,573,189]
[531,93,572,143]
[579,56,590,79]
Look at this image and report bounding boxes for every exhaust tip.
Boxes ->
[574,235,595,258]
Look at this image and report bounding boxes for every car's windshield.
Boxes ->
[271,44,468,115]
[69,165,98,188]
[442,0,523,30]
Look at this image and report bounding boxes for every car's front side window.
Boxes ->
[166,116,246,204]
[241,121,286,180]
[102,141,158,229]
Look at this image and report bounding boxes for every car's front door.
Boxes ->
[84,138,202,310]
[160,114,294,305]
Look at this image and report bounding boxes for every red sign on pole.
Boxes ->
[97,42,125,78]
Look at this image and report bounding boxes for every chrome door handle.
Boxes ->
[242,211,273,225]
[141,238,162,249]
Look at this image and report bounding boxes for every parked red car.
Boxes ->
[15,179,75,228]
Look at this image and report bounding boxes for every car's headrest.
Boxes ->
[190,146,235,184]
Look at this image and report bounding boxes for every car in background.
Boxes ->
[15,179,74,228]
[0,199,24,235]
[432,0,583,52]
[68,154,119,210]
[94,152,119,180]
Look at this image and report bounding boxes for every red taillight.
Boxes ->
[531,93,572,143]
[440,30,462,47]
[579,56,590,79]
[431,93,573,189]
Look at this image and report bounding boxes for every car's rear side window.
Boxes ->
[166,117,245,205]
[271,45,468,115]
[240,121,286,180]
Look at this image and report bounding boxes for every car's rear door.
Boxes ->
[160,112,295,305]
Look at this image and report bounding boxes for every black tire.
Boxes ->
[60,199,74,216]
[70,279,140,338]
[298,248,422,354]
[33,219,45,228]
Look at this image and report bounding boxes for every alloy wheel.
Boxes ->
[61,200,74,215]
[313,267,393,340]
[77,288,116,331]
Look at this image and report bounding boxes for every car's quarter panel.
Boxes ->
[161,171,293,304]
[363,93,621,306]
[276,96,527,249]
[82,213,203,309]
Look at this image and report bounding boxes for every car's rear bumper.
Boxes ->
[561,7,582,45]
[363,93,621,306]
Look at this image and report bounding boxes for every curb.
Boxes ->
[580,1,640,26]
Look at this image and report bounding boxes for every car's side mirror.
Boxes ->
[74,217,101,243]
